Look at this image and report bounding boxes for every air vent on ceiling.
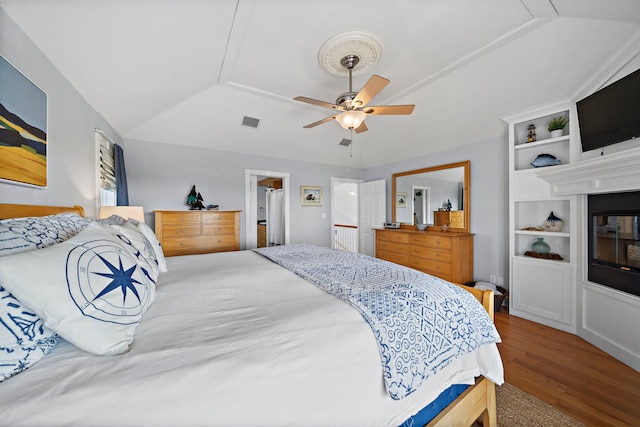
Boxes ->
[242,116,260,128]
[339,138,352,147]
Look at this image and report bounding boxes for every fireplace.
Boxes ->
[588,191,640,297]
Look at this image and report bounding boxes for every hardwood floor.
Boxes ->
[494,309,640,426]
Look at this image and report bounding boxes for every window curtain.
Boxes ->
[114,144,129,206]
[266,189,285,246]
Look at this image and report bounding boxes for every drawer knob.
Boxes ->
[436,252,441,257]
[180,229,185,233]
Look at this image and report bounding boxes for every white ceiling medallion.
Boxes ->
[318,31,383,77]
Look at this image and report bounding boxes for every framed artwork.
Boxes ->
[300,185,322,206]
[0,55,48,187]
[396,192,407,208]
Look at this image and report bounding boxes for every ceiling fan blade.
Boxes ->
[363,105,415,115]
[294,96,341,110]
[354,121,368,134]
[303,115,338,129]
[352,75,390,108]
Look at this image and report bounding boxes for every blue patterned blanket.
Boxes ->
[253,244,501,400]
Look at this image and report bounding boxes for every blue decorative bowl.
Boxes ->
[416,224,428,231]
[531,153,561,168]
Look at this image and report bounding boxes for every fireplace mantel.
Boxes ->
[536,145,640,196]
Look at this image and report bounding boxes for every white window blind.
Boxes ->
[96,130,116,206]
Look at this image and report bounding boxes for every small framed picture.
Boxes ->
[396,192,407,208]
[301,185,322,206]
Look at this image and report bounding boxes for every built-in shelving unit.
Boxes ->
[504,100,578,333]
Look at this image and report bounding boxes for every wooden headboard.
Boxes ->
[0,203,85,220]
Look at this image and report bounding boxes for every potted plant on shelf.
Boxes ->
[548,116,568,138]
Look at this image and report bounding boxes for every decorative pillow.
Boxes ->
[0,222,157,355]
[111,221,160,277]
[127,219,168,272]
[0,213,90,256]
[94,214,126,226]
[0,286,58,382]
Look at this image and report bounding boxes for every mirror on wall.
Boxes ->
[392,160,470,233]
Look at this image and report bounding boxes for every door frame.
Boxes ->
[330,177,362,251]
[245,169,290,249]
[412,185,430,225]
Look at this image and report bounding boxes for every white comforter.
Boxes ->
[0,250,503,427]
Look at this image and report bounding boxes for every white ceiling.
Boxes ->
[2,0,640,168]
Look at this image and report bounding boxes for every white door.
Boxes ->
[245,170,290,249]
[359,179,386,257]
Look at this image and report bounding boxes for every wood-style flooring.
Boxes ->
[495,309,640,426]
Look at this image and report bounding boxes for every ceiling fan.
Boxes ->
[294,54,415,133]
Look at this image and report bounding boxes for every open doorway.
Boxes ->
[331,177,385,256]
[412,185,430,225]
[245,169,290,249]
[331,177,361,252]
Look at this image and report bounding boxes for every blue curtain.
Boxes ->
[114,143,129,206]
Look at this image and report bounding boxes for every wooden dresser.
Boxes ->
[154,210,241,257]
[433,210,464,228]
[375,228,473,284]
[257,223,267,248]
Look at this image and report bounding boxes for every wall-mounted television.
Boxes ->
[576,67,640,153]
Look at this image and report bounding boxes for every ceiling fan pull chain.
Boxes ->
[350,129,354,158]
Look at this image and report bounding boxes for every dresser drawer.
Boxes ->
[162,224,201,236]
[408,234,429,247]
[378,251,409,265]
[203,224,235,236]
[377,230,409,244]
[162,235,238,254]
[202,213,235,226]
[376,240,407,255]
[417,259,452,281]
[427,235,452,250]
[410,246,452,263]
[160,212,202,225]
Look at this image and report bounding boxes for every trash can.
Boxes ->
[463,281,507,312]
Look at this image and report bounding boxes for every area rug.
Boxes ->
[494,383,585,427]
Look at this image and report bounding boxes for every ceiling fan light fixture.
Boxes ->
[336,110,366,130]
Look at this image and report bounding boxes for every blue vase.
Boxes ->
[531,237,550,254]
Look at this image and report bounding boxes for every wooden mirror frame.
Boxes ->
[391,160,470,233]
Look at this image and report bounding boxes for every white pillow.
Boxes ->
[127,219,168,272]
[111,222,160,278]
[0,223,157,355]
[0,213,90,256]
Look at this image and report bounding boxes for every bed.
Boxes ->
[0,203,503,426]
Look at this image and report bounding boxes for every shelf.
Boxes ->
[514,135,570,150]
[507,101,575,330]
[514,253,570,264]
[515,229,570,237]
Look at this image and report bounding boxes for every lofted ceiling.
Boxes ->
[2,0,640,168]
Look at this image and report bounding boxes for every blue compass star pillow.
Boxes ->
[0,222,157,355]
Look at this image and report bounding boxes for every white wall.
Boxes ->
[0,2,509,291]
[0,8,120,216]
[123,138,364,249]
[364,136,509,285]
